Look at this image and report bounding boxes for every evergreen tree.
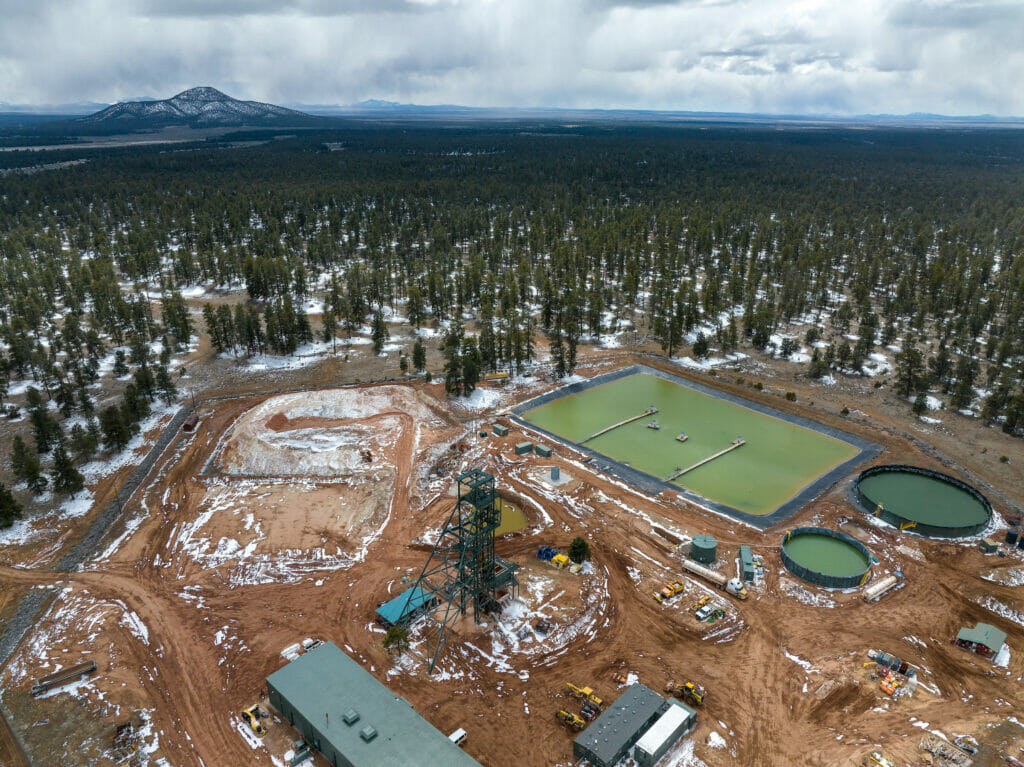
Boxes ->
[461,337,481,395]
[26,388,61,454]
[69,422,99,461]
[11,435,47,494]
[156,364,177,404]
[99,406,131,452]
[568,536,591,563]
[895,336,927,398]
[442,321,465,396]
[51,443,85,495]
[372,311,390,355]
[0,483,22,529]
[112,349,130,376]
[692,332,710,359]
[412,337,427,372]
[912,393,928,416]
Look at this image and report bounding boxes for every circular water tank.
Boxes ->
[690,534,717,564]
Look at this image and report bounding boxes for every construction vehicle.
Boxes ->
[667,681,706,707]
[679,558,748,599]
[696,605,725,622]
[556,709,586,731]
[652,580,686,604]
[551,553,571,569]
[864,752,896,767]
[580,702,601,721]
[689,594,711,614]
[611,671,628,684]
[241,705,267,737]
[565,683,603,709]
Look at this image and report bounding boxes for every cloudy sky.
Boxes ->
[1,0,1021,115]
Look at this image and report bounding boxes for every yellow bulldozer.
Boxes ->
[666,681,706,707]
[565,682,603,709]
[556,709,586,731]
[652,581,686,604]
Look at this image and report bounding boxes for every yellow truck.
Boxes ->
[652,581,686,604]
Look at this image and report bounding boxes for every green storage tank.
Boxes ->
[514,442,533,456]
[690,534,717,564]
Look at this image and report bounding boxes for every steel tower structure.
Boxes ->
[403,468,519,673]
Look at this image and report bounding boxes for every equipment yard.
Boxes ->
[1,358,1022,767]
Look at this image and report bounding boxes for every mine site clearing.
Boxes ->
[1,358,1023,767]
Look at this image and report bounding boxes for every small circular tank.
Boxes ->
[690,534,717,564]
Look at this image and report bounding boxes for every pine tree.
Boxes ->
[372,311,390,355]
[461,337,481,395]
[895,336,926,398]
[568,536,591,563]
[99,406,131,452]
[113,349,130,377]
[156,364,177,404]
[0,483,22,529]
[443,320,465,395]
[11,435,47,494]
[51,444,85,495]
[912,393,928,416]
[412,337,427,372]
[24,387,58,454]
[692,332,710,359]
[69,422,98,461]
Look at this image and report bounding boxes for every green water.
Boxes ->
[495,499,527,535]
[522,373,858,515]
[857,471,989,527]
[783,533,869,577]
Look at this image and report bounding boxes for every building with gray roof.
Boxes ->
[573,683,668,767]
[266,641,480,767]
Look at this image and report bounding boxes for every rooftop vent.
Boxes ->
[343,708,360,725]
[359,725,378,742]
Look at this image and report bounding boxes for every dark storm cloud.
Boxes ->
[0,0,1020,115]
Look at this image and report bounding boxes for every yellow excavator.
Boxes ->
[565,682,603,709]
[556,709,586,731]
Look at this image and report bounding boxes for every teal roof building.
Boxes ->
[266,642,480,767]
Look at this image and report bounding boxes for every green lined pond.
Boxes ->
[782,533,869,577]
[522,373,858,515]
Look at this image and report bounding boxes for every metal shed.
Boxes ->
[493,423,509,437]
[739,545,755,582]
[573,684,667,767]
[514,442,533,456]
[634,699,697,766]
[535,444,553,458]
[266,642,480,767]
[955,623,1007,658]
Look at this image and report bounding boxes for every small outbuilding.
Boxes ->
[514,442,533,456]
[955,622,1007,659]
[634,699,697,766]
[493,423,509,437]
[535,444,553,458]
[182,413,200,432]
[375,586,435,628]
[573,684,667,767]
[739,545,755,583]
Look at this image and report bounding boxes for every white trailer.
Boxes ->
[862,572,905,603]
[679,558,748,599]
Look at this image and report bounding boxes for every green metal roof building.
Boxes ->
[955,622,1007,658]
[266,642,480,767]
[374,586,435,627]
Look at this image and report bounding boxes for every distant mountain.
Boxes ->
[76,86,319,129]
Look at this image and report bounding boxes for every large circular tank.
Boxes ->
[780,527,871,589]
[690,534,717,564]
[854,465,992,538]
